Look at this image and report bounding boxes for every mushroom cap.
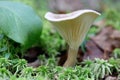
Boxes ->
[45,10,100,22]
[45,10,101,49]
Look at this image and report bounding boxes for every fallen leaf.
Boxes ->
[83,40,108,60]
[91,26,114,52]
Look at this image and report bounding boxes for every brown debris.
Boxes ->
[91,26,120,52]
[91,26,114,52]
[110,30,120,41]
[24,47,41,63]
[58,50,67,66]
[83,40,108,60]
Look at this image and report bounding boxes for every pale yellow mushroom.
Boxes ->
[45,10,100,67]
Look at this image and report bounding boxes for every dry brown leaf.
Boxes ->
[91,26,114,52]
[83,40,108,60]
[91,26,120,53]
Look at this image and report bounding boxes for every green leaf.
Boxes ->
[0,1,42,49]
[101,65,105,78]
[93,63,100,73]
[105,66,112,75]
[0,34,4,40]
[4,53,11,59]
[0,46,7,52]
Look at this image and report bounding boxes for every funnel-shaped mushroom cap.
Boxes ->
[45,10,100,49]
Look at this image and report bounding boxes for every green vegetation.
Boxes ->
[0,56,119,80]
[104,9,120,30]
[0,0,120,80]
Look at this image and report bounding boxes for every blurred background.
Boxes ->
[3,0,119,29]
[5,0,120,13]
[2,0,119,14]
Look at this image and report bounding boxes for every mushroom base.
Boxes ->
[63,47,78,67]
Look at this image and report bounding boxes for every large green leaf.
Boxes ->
[0,1,42,49]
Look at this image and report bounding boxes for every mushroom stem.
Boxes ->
[63,47,78,67]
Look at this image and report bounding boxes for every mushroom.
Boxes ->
[45,10,101,67]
